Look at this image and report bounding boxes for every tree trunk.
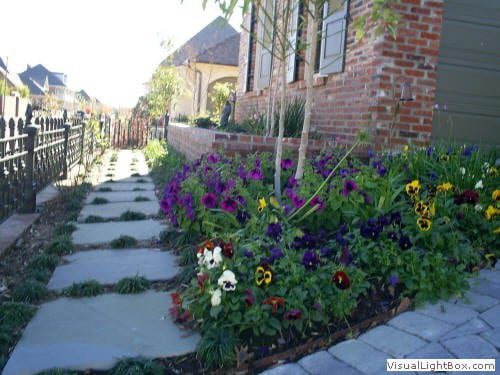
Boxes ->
[295,2,318,180]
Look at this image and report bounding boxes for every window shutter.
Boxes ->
[286,0,301,83]
[256,0,274,89]
[244,4,255,92]
[319,0,349,75]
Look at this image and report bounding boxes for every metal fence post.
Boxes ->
[164,113,169,141]
[20,125,39,213]
[80,121,86,164]
[62,123,71,179]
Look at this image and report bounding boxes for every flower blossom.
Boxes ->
[218,270,238,292]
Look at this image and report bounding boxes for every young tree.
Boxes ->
[145,66,183,118]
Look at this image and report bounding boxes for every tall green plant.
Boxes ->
[210,81,234,117]
[145,66,183,118]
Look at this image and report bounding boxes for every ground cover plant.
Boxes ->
[159,144,499,368]
[62,280,104,298]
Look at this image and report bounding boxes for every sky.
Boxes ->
[0,0,242,109]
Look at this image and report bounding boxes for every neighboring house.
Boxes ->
[163,16,240,118]
[236,0,500,146]
[0,57,25,94]
[19,64,74,110]
[0,57,30,118]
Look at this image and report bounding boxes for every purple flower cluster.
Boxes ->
[302,250,320,270]
[286,188,305,208]
[266,223,283,240]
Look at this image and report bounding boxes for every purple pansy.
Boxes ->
[342,179,357,197]
[281,158,294,170]
[248,168,264,180]
[201,193,217,209]
[302,250,319,270]
[267,223,282,240]
[220,197,238,213]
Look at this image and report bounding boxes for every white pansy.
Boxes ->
[212,246,223,265]
[217,270,238,292]
[200,247,223,269]
[474,180,483,189]
[211,289,222,306]
[475,204,483,212]
[460,167,466,176]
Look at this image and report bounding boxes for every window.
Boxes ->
[286,0,301,83]
[255,0,275,89]
[319,0,349,75]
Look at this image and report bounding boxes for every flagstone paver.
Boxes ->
[47,249,178,290]
[72,219,165,246]
[1,292,199,375]
[85,190,157,204]
[94,182,156,191]
[78,200,160,220]
[264,267,499,374]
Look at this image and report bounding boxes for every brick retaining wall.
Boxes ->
[167,122,337,160]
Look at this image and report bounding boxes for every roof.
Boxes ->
[77,89,91,102]
[195,33,240,66]
[0,57,25,89]
[19,76,45,96]
[20,64,66,87]
[167,17,239,66]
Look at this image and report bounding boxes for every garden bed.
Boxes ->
[151,140,499,371]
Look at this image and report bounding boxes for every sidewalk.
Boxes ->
[262,266,499,375]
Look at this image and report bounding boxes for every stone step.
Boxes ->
[47,249,178,290]
[72,219,165,246]
[94,182,155,192]
[2,291,199,375]
[78,201,160,221]
[84,190,157,204]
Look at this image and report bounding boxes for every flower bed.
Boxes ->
[160,144,499,369]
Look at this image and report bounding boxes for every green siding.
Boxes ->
[432,0,500,145]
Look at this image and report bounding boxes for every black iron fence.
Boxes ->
[0,115,100,222]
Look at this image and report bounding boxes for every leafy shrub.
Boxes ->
[110,235,138,249]
[193,115,217,129]
[272,97,305,138]
[91,197,109,205]
[62,280,104,298]
[44,235,73,256]
[84,215,108,223]
[116,276,150,294]
[134,196,150,202]
[197,327,237,368]
[176,114,190,123]
[11,279,47,303]
[144,140,185,188]
[210,81,235,117]
[119,211,146,221]
[110,358,163,375]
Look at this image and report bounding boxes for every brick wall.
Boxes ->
[167,122,338,161]
[236,0,444,148]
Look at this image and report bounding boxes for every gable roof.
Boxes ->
[20,64,66,87]
[0,57,6,71]
[19,76,46,96]
[195,33,240,66]
[167,17,239,66]
[0,57,25,89]
[77,89,91,102]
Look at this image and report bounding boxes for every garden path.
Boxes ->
[2,150,199,375]
[261,266,500,375]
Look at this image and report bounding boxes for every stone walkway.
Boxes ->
[261,266,500,375]
[2,150,199,375]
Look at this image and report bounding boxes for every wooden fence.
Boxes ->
[0,115,100,223]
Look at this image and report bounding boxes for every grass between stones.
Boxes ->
[44,235,73,256]
[197,326,237,369]
[135,179,148,183]
[91,197,109,205]
[98,187,113,192]
[110,357,163,375]
[110,235,138,249]
[119,211,147,221]
[133,187,146,191]
[84,215,108,223]
[25,254,60,283]
[62,280,104,298]
[106,179,116,183]
[53,223,77,236]
[116,276,150,294]
[134,196,151,202]
[131,172,141,177]
[37,369,78,375]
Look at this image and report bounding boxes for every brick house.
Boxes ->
[235,0,500,147]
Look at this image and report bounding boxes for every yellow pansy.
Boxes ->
[257,198,267,213]
[440,154,450,162]
[437,182,453,193]
[255,265,272,286]
[492,190,500,202]
[415,201,430,217]
[417,217,432,231]
[405,180,421,196]
[485,205,499,221]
